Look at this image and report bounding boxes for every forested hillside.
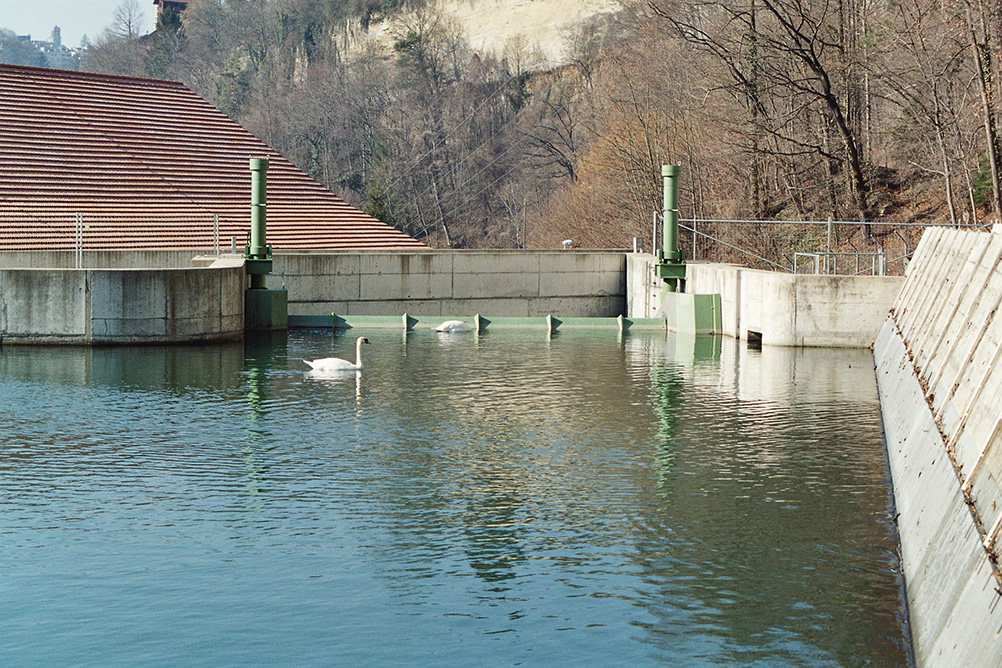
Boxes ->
[81,0,1001,262]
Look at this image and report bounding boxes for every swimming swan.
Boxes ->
[434,320,474,333]
[304,336,370,372]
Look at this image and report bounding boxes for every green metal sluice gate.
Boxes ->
[287,313,669,333]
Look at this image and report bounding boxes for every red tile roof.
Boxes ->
[0,64,426,250]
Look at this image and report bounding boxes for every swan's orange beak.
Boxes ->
[362,338,371,344]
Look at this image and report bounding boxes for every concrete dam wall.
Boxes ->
[272,250,627,318]
[0,266,245,344]
[874,227,1002,668]
[0,250,628,343]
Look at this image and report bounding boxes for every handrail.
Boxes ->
[677,222,792,272]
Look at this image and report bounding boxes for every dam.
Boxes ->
[2,224,1001,666]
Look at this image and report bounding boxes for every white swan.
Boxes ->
[434,320,474,333]
[304,336,370,372]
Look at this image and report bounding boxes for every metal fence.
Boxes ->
[793,251,889,275]
[0,213,247,268]
[651,214,999,275]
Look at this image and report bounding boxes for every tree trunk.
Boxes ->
[748,0,763,217]
[967,0,1002,217]
[430,171,452,247]
[932,92,960,226]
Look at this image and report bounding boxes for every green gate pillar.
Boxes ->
[246,157,272,289]
[655,164,686,292]
[245,157,288,331]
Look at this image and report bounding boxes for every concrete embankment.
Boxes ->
[874,227,1002,668]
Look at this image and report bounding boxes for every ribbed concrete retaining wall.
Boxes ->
[626,254,903,347]
[0,266,245,344]
[272,250,627,318]
[874,227,1002,668]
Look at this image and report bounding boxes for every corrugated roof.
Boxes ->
[0,64,426,250]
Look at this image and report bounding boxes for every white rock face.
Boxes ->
[366,0,622,67]
[442,0,621,64]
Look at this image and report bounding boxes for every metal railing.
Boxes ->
[793,251,888,276]
[1,213,243,268]
[652,214,1000,276]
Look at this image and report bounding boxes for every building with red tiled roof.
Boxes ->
[0,64,426,251]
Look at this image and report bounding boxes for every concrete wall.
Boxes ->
[272,250,627,318]
[3,249,898,345]
[628,254,903,347]
[874,227,1002,668]
[626,253,662,318]
[0,249,628,319]
[0,266,244,344]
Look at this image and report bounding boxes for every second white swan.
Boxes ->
[304,336,371,372]
[434,320,474,333]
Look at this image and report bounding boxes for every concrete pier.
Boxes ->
[0,265,244,344]
[874,227,1002,668]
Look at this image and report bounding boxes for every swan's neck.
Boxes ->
[355,338,364,367]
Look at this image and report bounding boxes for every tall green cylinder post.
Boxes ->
[656,164,686,292]
[245,156,287,331]
[663,164,680,261]
[248,157,270,289]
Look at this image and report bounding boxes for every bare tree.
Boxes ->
[877,0,976,225]
[105,0,147,41]
[654,0,874,221]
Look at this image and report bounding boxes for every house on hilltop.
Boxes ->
[153,0,191,20]
[0,63,425,251]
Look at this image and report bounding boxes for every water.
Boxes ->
[0,330,911,667]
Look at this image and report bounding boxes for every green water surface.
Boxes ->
[0,330,910,667]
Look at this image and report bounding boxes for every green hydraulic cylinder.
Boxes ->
[244,156,287,331]
[656,164,686,292]
[246,157,272,289]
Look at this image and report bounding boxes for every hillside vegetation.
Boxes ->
[82,0,1002,267]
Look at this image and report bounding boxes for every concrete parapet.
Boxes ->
[875,227,1002,668]
[0,266,245,344]
[0,250,217,269]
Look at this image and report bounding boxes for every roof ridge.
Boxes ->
[0,63,186,88]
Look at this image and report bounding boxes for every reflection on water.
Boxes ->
[0,341,245,389]
[0,331,910,667]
